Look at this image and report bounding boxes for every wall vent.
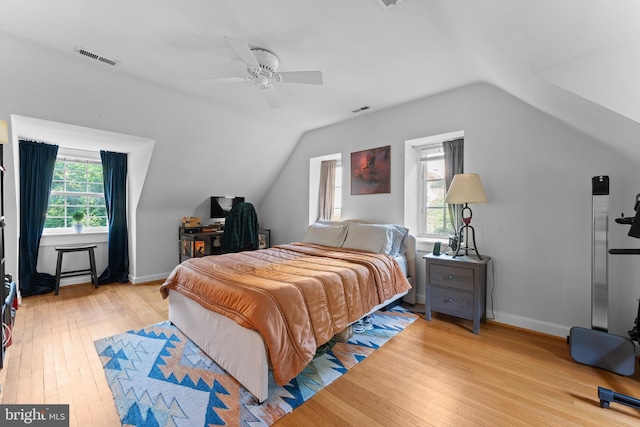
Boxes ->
[74,46,120,67]
[376,0,403,10]
[351,106,370,113]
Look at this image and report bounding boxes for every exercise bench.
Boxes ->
[54,244,99,295]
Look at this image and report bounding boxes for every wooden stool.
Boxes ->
[54,245,99,295]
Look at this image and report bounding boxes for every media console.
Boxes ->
[178,227,271,263]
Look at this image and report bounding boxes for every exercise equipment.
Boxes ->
[568,176,640,411]
[598,386,640,409]
[598,189,640,411]
[568,176,636,376]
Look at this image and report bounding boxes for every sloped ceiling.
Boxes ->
[2,0,639,156]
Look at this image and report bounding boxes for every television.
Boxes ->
[210,196,245,220]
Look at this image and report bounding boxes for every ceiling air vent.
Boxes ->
[376,0,403,10]
[352,106,370,113]
[74,46,120,67]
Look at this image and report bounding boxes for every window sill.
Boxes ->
[415,236,448,253]
[40,230,108,247]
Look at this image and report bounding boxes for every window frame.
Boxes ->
[332,159,342,221]
[418,143,453,239]
[43,150,108,235]
[404,131,465,252]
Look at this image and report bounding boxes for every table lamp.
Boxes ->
[444,173,487,259]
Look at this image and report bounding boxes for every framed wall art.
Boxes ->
[351,145,391,195]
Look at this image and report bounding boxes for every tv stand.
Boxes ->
[178,227,271,263]
[179,227,224,263]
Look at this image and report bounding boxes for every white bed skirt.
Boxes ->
[168,291,270,402]
[168,287,408,403]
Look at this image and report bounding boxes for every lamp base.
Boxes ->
[451,223,483,260]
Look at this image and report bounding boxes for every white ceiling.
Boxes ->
[2,0,640,144]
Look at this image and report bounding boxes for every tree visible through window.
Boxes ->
[45,158,107,229]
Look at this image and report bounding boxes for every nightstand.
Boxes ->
[424,253,491,334]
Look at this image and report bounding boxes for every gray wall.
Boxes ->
[4,32,640,339]
[1,33,298,284]
[259,82,640,338]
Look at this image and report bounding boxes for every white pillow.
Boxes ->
[342,223,400,254]
[302,222,349,247]
[388,225,409,257]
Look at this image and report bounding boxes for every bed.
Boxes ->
[159,219,416,402]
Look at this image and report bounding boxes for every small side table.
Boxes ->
[54,245,99,295]
[424,253,490,334]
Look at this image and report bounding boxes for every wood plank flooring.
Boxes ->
[2,281,640,426]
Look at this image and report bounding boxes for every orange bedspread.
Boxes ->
[159,242,411,386]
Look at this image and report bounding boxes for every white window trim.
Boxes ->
[404,131,464,251]
[40,230,108,247]
[42,147,108,236]
[333,159,342,221]
[309,153,342,225]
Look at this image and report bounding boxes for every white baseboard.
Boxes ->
[129,272,171,284]
[489,310,569,338]
[58,272,170,286]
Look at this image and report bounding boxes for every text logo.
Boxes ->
[0,405,69,426]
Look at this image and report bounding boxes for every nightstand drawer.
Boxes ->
[429,264,474,291]
[430,286,474,318]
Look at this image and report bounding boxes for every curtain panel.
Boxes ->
[99,150,129,284]
[18,140,59,296]
[443,138,464,235]
[318,160,336,221]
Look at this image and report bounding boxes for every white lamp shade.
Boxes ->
[0,120,8,144]
[444,173,488,204]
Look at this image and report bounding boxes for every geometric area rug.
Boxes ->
[94,307,418,427]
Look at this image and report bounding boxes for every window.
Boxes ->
[45,156,107,230]
[419,144,453,237]
[332,160,342,221]
[309,153,341,225]
[405,131,464,243]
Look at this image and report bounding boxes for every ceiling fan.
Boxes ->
[207,36,323,108]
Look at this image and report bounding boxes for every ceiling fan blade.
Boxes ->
[275,71,323,85]
[262,87,284,109]
[224,36,260,68]
[202,76,252,84]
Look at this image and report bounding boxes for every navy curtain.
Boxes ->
[99,150,129,284]
[19,140,59,296]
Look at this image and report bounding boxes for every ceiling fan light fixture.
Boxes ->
[255,75,269,86]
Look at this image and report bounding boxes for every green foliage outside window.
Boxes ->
[421,146,454,237]
[45,159,108,229]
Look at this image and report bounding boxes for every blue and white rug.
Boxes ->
[94,307,418,426]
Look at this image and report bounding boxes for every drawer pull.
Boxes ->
[447,297,454,303]
[447,275,453,280]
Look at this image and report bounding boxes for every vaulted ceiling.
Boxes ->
[2,0,639,153]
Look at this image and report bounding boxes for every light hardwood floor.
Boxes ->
[2,281,640,426]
